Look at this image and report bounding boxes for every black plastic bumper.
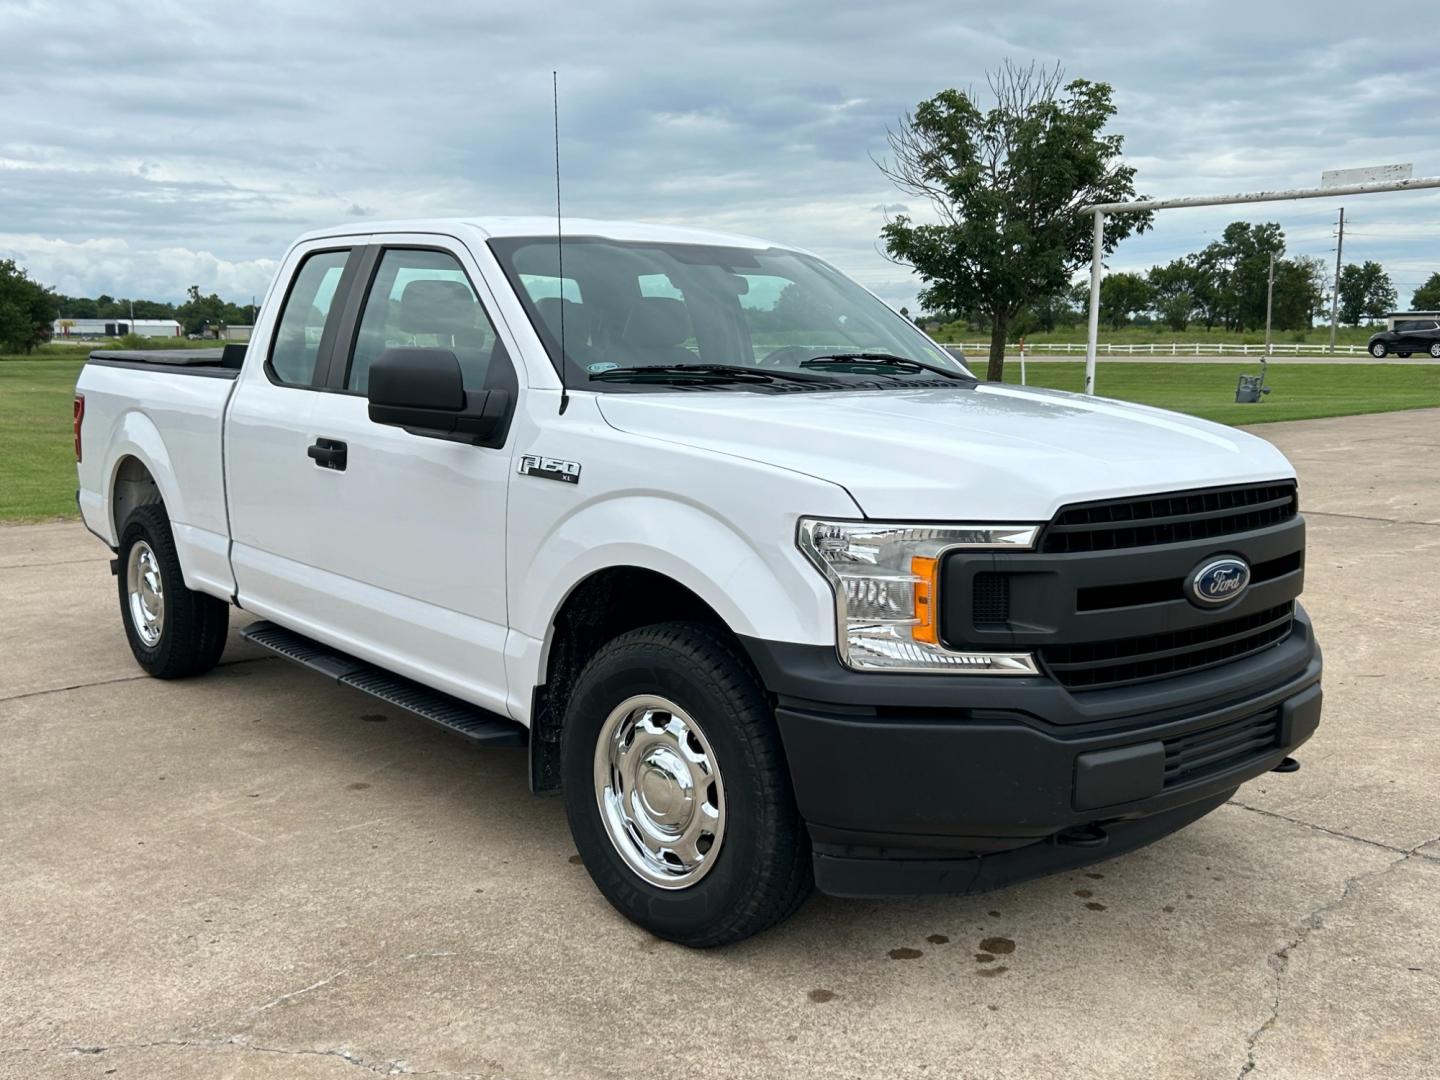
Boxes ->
[740,607,1322,897]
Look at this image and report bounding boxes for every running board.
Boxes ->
[240,620,525,747]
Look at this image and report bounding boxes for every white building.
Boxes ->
[53,318,183,339]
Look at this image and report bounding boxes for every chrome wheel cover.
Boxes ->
[593,694,726,889]
[126,540,165,647]
[1372,343,1386,357]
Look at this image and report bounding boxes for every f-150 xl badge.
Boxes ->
[519,454,581,484]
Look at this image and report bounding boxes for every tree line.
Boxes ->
[0,260,258,353]
[935,223,1414,339]
[57,286,259,336]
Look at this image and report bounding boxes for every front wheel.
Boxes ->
[562,622,811,946]
[117,505,229,678]
[1370,341,1389,358]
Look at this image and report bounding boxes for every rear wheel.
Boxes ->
[562,621,811,946]
[1370,341,1389,358]
[117,505,229,678]
[1430,343,1440,358]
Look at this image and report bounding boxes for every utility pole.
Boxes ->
[1328,207,1345,354]
[1263,252,1276,358]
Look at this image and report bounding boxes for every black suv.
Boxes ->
[1367,318,1440,358]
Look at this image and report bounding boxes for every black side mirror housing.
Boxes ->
[367,347,510,446]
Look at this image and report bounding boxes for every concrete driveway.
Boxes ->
[2,409,1437,1080]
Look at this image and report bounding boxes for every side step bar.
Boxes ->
[241,620,525,747]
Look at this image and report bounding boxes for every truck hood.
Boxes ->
[595,384,1295,521]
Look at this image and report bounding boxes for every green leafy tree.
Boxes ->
[1146,259,1200,331]
[175,285,246,335]
[1191,222,1285,331]
[1410,272,1440,311]
[1338,261,1397,325]
[1099,271,1151,329]
[0,259,59,353]
[1269,255,1325,331]
[876,61,1149,380]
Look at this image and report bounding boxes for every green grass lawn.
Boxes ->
[1,356,1436,523]
[935,324,1381,348]
[1001,361,1440,424]
[1,358,84,521]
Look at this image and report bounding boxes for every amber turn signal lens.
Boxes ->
[910,555,939,645]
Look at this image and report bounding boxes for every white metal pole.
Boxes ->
[1084,208,1104,395]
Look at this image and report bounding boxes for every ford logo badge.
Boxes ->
[1188,557,1251,607]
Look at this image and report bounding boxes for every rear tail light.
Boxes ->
[73,394,84,462]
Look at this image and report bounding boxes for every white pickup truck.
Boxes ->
[74,218,1322,945]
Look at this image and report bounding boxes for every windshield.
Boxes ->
[487,236,971,391]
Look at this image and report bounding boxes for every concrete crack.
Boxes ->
[37,1036,497,1077]
[0,655,276,704]
[1234,832,1438,1078]
[1230,800,1440,864]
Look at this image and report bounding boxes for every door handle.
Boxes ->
[307,438,347,471]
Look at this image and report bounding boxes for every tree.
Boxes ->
[1099,271,1150,329]
[1189,222,1285,332]
[1338,261,1397,325]
[876,61,1149,380]
[1146,259,1200,331]
[1269,255,1326,331]
[0,259,59,353]
[175,285,243,335]
[1411,272,1440,311]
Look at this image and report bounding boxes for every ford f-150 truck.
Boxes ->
[74,218,1322,946]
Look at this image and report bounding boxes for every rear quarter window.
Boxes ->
[268,249,350,385]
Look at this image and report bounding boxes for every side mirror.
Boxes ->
[367,347,509,445]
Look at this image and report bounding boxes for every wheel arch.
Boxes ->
[527,564,760,795]
[104,411,183,540]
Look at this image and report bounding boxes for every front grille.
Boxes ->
[1162,707,1281,788]
[1041,602,1295,690]
[1075,550,1303,613]
[1041,482,1298,554]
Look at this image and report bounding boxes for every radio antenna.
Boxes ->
[552,70,570,415]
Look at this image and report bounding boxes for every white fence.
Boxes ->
[942,341,1370,357]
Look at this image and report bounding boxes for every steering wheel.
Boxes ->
[757,346,820,368]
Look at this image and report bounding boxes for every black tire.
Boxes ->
[1370,341,1388,358]
[116,504,229,679]
[1430,344,1440,358]
[562,621,811,947]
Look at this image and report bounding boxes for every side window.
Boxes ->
[348,249,505,394]
[269,249,349,385]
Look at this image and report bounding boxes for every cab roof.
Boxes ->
[294,216,792,252]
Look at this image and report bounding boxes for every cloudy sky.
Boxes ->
[3,0,1438,310]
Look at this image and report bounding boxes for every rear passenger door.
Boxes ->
[227,239,363,607]
[295,238,521,715]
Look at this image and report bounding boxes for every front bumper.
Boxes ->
[740,605,1322,897]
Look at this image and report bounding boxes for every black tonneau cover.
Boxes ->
[87,344,246,378]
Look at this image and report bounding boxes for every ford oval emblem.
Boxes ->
[1188,557,1251,607]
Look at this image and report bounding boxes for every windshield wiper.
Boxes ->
[589,364,838,385]
[799,352,971,380]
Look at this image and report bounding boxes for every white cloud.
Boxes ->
[0,0,1435,308]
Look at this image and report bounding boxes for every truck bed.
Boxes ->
[88,346,245,378]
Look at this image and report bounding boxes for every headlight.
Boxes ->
[797,518,1041,673]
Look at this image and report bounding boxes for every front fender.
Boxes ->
[518,491,837,647]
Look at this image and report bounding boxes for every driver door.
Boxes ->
[295,237,521,715]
